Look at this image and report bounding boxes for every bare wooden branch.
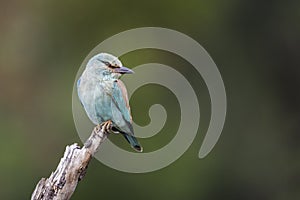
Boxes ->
[31,125,108,200]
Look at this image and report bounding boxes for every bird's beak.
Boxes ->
[114,66,134,74]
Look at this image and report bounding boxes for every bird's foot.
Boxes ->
[93,124,102,133]
[103,120,112,132]
[95,120,112,134]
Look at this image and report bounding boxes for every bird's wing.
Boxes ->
[111,80,134,135]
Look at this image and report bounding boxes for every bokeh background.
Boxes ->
[0,0,299,199]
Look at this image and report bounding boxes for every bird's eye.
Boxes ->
[101,60,110,66]
[98,59,119,68]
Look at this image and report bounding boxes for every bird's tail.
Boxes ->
[123,134,143,152]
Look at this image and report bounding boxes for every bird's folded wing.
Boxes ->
[111,80,134,135]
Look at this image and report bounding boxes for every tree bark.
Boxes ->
[31,124,108,200]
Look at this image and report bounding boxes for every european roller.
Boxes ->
[77,53,142,152]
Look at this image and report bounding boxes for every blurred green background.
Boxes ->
[0,0,299,199]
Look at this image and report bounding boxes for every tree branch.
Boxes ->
[31,124,108,200]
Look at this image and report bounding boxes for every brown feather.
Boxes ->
[116,80,132,122]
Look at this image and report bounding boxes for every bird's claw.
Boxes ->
[94,120,112,134]
[93,124,102,133]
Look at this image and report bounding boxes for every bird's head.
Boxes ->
[86,53,134,80]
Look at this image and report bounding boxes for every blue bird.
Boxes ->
[77,53,142,152]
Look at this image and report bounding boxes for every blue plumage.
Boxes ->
[77,53,142,152]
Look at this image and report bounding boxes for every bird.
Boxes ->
[77,53,143,152]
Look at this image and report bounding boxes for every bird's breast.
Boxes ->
[78,74,115,124]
